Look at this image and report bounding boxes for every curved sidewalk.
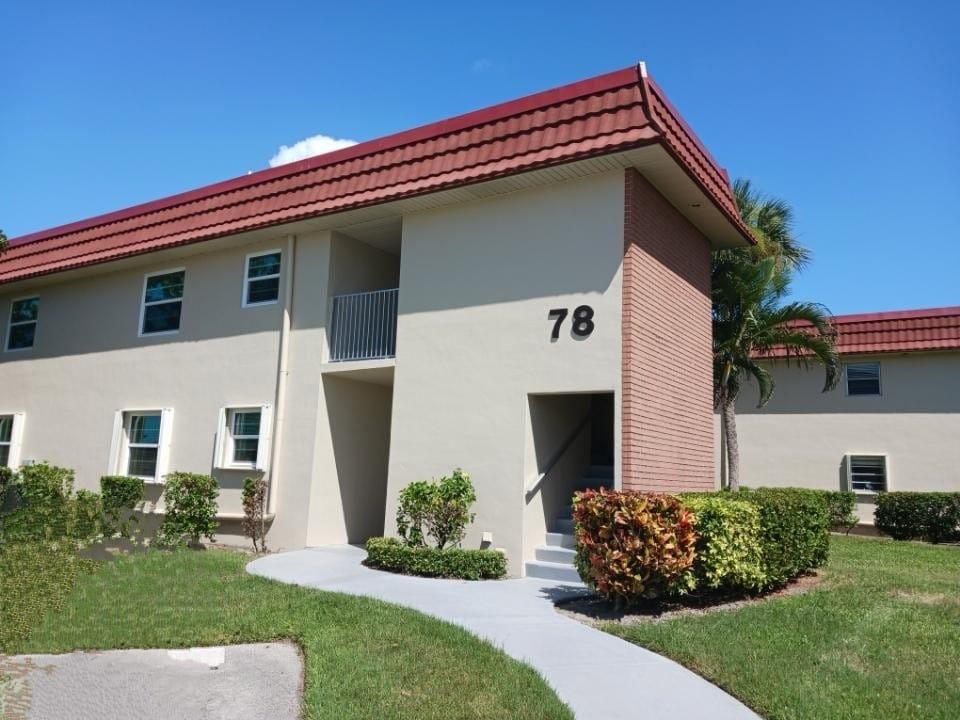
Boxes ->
[248,545,758,720]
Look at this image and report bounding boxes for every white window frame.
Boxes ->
[5,295,40,352]
[214,405,273,471]
[844,361,882,397]
[843,453,888,495]
[109,408,174,483]
[0,412,26,469]
[241,250,282,308]
[138,268,186,338]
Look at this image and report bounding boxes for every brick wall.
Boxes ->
[621,168,714,491]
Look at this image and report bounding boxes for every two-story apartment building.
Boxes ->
[0,63,754,576]
[717,307,960,523]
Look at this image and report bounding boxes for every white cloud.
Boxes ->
[268,133,358,168]
[471,58,493,73]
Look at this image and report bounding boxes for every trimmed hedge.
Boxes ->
[875,492,960,543]
[573,489,697,604]
[365,537,506,580]
[683,495,766,592]
[739,487,830,586]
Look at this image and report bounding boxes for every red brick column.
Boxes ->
[621,168,714,492]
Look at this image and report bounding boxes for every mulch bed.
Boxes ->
[555,571,825,628]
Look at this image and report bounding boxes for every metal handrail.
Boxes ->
[524,412,592,496]
[329,288,398,362]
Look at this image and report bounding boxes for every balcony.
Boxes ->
[329,288,398,362]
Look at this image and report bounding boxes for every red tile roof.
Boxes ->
[831,306,960,354]
[764,306,960,357]
[1,64,753,285]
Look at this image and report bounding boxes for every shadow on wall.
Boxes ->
[323,375,392,543]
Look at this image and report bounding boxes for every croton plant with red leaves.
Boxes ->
[572,488,697,605]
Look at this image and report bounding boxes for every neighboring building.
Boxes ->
[718,307,960,523]
[0,63,753,577]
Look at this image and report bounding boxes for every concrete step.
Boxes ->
[525,559,583,584]
[554,517,575,534]
[544,532,576,549]
[535,545,577,564]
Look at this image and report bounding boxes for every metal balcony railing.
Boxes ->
[329,288,398,362]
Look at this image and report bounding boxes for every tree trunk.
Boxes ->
[722,400,741,491]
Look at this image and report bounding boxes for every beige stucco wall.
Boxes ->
[0,236,285,529]
[385,171,626,575]
[715,352,960,521]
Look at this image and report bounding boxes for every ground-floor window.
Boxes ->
[0,415,12,466]
[113,409,173,482]
[847,454,887,493]
[216,406,272,471]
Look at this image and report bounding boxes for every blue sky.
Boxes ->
[2,1,957,314]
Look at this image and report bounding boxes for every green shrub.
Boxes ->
[875,492,960,543]
[100,475,144,538]
[396,469,477,549]
[572,489,697,605]
[156,472,220,548]
[682,495,766,592]
[820,490,859,533]
[396,480,432,546]
[0,541,97,650]
[2,463,105,545]
[739,487,830,586]
[242,476,268,553]
[365,537,506,580]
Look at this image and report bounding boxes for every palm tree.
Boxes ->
[713,181,840,490]
[0,230,7,255]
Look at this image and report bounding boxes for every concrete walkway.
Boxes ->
[1,643,302,720]
[248,545,758,720]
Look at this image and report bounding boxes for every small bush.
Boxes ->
[739,487,830,586]
[365,537,506,580]
[572,489,697,605]
[682,495,766,592]
[0,542,97,650]
[875,492,960,543]
[820,490,859,533]
[396,469,477,549]
[100,475,144,539]
[242,476,269,553]
[156,472,220,548]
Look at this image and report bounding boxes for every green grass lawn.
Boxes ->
[6,548,572,720]
[607,535,960,720]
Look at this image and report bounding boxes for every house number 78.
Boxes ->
[548,306,595,340]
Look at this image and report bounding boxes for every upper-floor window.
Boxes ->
[6,297,39,351]
[140,270,185,336]
[845,362,881,396]
[243,251,282,307]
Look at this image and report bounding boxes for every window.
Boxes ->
[0,413,24,468]
[112,409,173,482]
[216,406,272,470]
[0,415,12,466]
[6,297,39,351]
[125,413,161,478]
[243,251,281,306]
[845,362,881,396]
[140,270,185,335]
[846,455,887,494]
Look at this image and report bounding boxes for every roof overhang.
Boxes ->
[1,63,754,287]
